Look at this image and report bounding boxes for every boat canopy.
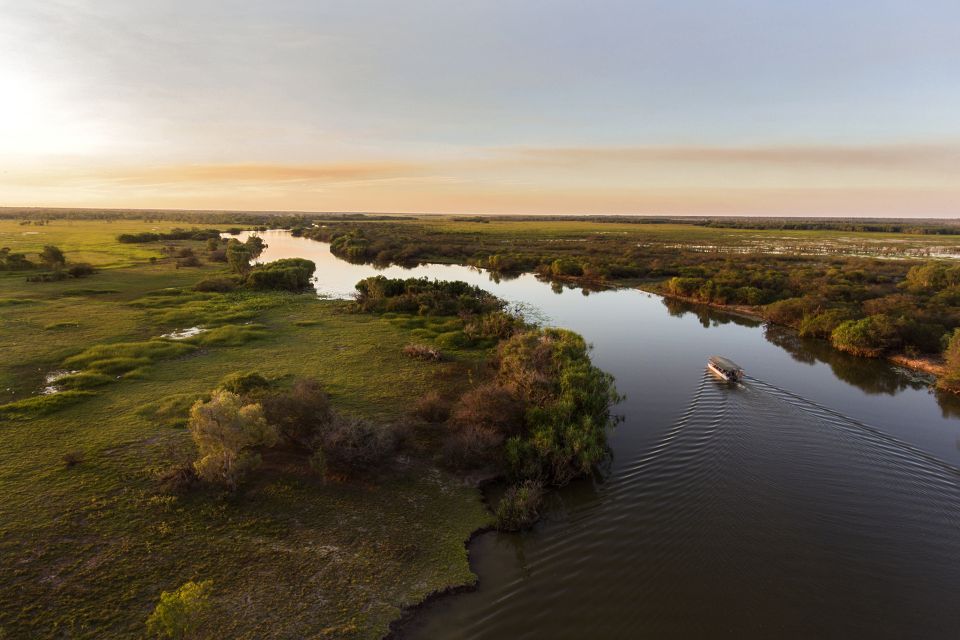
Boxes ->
[708,356,742,372]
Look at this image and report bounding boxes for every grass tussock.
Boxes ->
[137,392,210,428]
[0,297,39,306]
[402,343,444,361]
[495,480,544,531]
[43,321,81,330]
[0,391,96,419]
[65,340,197,369]
[57,371,114,390]
[188,324,267,346]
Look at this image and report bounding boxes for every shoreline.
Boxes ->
[384,476,501,640]
[636,285,949,386]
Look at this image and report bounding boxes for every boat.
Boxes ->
[707,355,743,382]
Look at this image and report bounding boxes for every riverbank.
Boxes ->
[641,284,953,389]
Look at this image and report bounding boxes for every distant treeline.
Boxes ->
[690,218,960,235]
[0,208,415,226]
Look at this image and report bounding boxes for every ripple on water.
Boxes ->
[403,372,960,640]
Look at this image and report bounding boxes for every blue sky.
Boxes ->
[1,0,958,215]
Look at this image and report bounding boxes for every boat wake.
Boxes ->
[404,371,960,640]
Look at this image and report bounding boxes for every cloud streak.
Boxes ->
[502,143,960,171]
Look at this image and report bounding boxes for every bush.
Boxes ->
[62,450,84,468]
[449,383,524,436]
[194,277,238,292]
[246,258,316,291]
[188,391,277,489]
[434,330,471,350]
[938,329,960,392]
[495,480,544,531]
[831,315,901,357]
[158,463,199,494]
[146,580,213,639]
[497,328,621,484]
[413,391,450,423]
[175,255,201,268]
[261,378,333,449]
[441,424,503,470]
[66,263,96,278]
[316,415,397,478]
[217,371,271,396]
[463,311,521,340]
[354,276,503,316]
[403,343,444,361]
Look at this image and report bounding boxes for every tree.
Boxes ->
[830,315,900,358]
[226,240,252,276]
[188,391,277,489]
[938,329,960,392]
[244,235,267,260]
[40,245,66,268]
[146,580,213,639]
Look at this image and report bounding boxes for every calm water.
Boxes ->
[240,230,960,639]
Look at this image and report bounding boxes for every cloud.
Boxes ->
[501,143,960,171]
[97,162,425,185]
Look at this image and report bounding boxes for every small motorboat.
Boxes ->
[707,356,743,382]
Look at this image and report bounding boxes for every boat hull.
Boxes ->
[707,361,739,382]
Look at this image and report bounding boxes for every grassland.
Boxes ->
[0,220,494,638]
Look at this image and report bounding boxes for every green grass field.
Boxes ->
[0,220,492,638]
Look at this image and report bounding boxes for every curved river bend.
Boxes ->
[241,230,960,639]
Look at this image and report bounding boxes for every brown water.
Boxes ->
[240,230,960,639]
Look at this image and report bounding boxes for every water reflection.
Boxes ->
[763,325,928,396]
[239,229,960,639]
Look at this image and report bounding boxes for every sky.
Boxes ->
[1,0,958,216]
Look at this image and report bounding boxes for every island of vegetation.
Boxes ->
[0,212,619,638]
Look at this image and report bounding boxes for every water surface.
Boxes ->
[240,230,960,639]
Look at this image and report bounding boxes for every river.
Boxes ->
[238,229,960,638]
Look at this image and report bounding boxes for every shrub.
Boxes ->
[413,391,450,423]
[402,343,444,361]
[194,277,238,293]
[188,391,277,489]
[495,480,544,531]
[435,330,471,350]
[40,245,66,268]
[226,240,253,276]
[831,315,901,358]
[261,378,333,449]
[938,329,960,392]
[62,450,84,468]
[175,255,201,268]
[316,415,397,478]
[449,383,524,436]
[157,463,200,494]
[497,328,621,485]
[246,258,315,291]
[463,311,521,340]
[218,371,271,396]
[66,263,95,278]
[354,276,503,316]
[441,424,503,470]
[146,580,213,639]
